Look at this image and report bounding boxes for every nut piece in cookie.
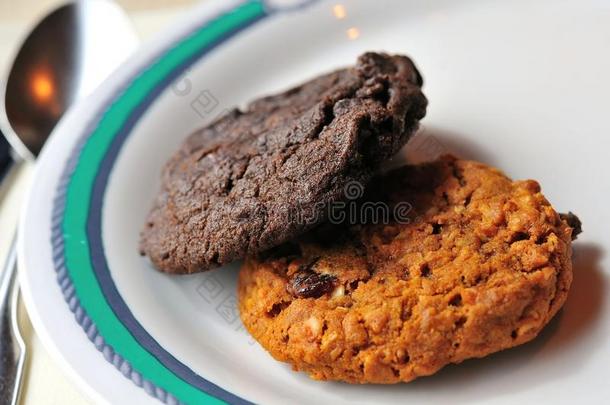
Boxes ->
[238,156,579,384]
[140,52,427,274]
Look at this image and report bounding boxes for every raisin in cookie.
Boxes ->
[238,156,579,383]
[140,52,427,273]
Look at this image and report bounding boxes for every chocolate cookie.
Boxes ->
[238,156,578,383]
[140,52,427,273]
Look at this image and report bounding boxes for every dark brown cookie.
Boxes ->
[140,52,427,273]
[238,156,578,383]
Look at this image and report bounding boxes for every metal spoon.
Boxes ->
[0,2,137,403]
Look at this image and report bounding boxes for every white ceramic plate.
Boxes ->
[18,0,610,403]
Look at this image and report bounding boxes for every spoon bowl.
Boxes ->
[0,0,138,159]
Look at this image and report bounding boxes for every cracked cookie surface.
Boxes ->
[140,52,427,273]
[238,156,577,383]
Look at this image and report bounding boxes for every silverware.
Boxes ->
[0,237,25,405]
[0,1,137,403]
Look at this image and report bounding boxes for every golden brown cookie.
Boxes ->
[238,156,577,383]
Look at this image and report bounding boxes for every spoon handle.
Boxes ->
[0,236,26,405]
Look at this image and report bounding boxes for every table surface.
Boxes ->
[0,1,197,403]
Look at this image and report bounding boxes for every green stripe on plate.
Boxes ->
[62,1,265,403]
